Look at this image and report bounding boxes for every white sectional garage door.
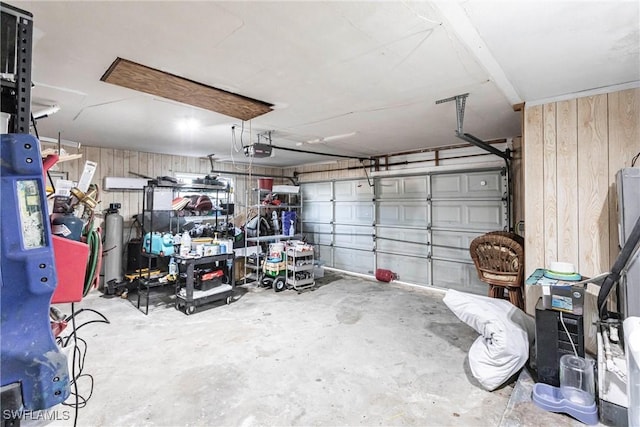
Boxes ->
[301,168,507,294]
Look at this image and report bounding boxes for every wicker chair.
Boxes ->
[469,231,525,310]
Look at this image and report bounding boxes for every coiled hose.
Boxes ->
[83,226,102,296]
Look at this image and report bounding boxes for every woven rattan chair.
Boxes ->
[469,231,525,310]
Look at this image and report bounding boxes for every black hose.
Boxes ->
[598,217,640,318]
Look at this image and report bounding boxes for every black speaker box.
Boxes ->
[535,298,585,386]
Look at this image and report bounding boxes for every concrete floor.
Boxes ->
[43,272,583,426]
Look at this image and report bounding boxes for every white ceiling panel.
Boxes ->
[4,1,637,166]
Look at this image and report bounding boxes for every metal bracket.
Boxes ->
[435,93,510,161]
[436,93,468,135]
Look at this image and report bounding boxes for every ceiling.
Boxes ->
[10,1,640,167]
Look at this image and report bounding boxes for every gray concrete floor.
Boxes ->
[45,272,582,426]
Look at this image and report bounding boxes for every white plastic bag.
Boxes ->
[443,289,535,390]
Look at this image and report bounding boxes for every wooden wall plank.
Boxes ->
[170,155,181,176]
[524,106,545,273]
[153,153,163,179]
[160,154,171,177]
[100,148,115,212]
[111,149,125,217]
[198,158,210,174]
[186,156,197,174]
[126,150,141,222]
[64,146,82,184]
[607,88,640,264]
[556,99,579,267]
[511,136,524,229]
[138,151,150,178]
[577,94,609,277]
[543,103,558,267]
[608,88,640,168]
[524,105,545,315]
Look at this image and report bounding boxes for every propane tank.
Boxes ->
[103,203,124,287]
[52,212,83,241]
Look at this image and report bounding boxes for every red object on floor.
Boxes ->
[51,235,89,303]
[51,320,68,337]
[375,268,397,282]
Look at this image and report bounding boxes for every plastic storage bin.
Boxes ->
[51,235,90,303]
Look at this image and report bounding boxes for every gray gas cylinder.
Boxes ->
[103,206,124,285]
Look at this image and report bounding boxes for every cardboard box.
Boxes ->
[234,257,245,282]
[526,269,585,315]
[543,284,585,315]
[314,266,325,278]
[146,187,173,211]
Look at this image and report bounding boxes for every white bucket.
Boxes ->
[269,242,284,260]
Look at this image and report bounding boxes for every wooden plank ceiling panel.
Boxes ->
[101,58,272,121]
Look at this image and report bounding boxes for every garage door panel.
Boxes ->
[302,223,333,245]
[376,228,429,257]
[378,202,428,226]
[378,203,400,224]
[314,245,333,265]
[334,180,373,201]
[467,204,504,229]
[432,203,462,226]
[432,260,485,294]
[432,170,504,199]
[301,202,332,222]
[302,182,332,201]
[377,178,401,197]
[377,253,428,285]
[405,204,428,223]
[335,225,373,249]
[403,176,428,196]
[334,201,373,224]
[431,230,477,260]
[378,176,427,199]
[334,248,374,274]
[466,172,502,195]
[432,201,504,230]
[432,175,462,196]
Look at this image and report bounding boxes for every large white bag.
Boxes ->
[443,289,535,391]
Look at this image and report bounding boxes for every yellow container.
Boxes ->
[191,237,213,250]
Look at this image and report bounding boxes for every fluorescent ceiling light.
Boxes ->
[177,118,200,132]
[32,104,60,119]
[306,131,357,144]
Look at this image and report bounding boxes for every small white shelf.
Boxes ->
[286,277,314,286]
[177,284,232,299]
[286,263,314,272]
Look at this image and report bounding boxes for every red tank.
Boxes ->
[375,268,397,282]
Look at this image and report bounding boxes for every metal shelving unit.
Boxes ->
[242,187,302,284]
[137,180,233,314]
[285,247,315,291]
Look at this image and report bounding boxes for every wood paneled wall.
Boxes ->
[283,159,366,182]
[524,88,640,313]
[51,146,283,226]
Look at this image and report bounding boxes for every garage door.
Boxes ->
[376,176,430,285]
[430,170,507,293]
[301,179,374,275]
[301,168,507,294]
